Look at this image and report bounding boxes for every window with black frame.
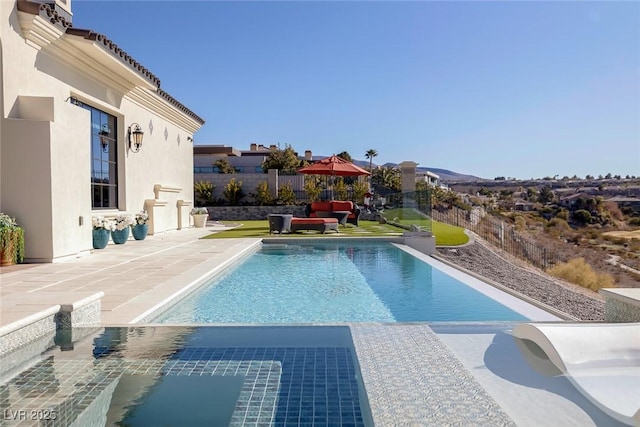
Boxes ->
[87,107,118,209]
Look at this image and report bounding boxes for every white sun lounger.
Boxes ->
[512,322,640,426]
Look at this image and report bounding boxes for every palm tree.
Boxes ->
[365,149,378,173]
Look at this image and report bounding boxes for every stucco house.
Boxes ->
[1,0,204,262]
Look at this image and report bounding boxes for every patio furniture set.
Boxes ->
[268,200,361,234]
[269,154,369,234]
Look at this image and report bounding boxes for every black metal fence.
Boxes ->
[431,205,558,270]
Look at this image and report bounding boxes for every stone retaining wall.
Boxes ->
[205,205,306,221]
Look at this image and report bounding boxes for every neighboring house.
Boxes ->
[558,193,596,210]
[514,201,536,212]
[1,0,204,262]
[416,170,441,188]
[606,196,640,213]
[193,144,317,199]
[193,143,315,174]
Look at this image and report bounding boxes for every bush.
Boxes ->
[628,217,640,226]
[334,177,348,201]
[254,181,273,206]
[277,182,296,205]
[555,208,569,220]
[573,209,592,225]
[223,178,244,205]
[514,215,526,231]
[0,213,25,264]
[546,217,571,232]
[547,257,615,291]
[194,180,215,206]
[303,177,322,203]
[352,180,369,205]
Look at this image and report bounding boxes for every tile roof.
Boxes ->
[17,0,205,126]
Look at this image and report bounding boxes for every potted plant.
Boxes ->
[131,210,149,240]
[111,213,134,244]
[91,216,115,249]
[0,213,25,266]
[190,207,209,228]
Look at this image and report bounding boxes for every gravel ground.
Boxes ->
[435,237,605,321]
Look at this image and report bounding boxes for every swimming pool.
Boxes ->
[0,326,374,426]
[155,241,554,323]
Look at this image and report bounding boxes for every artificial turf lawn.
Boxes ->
[202,219,469,246]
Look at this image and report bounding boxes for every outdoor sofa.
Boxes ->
[304,200,361,226]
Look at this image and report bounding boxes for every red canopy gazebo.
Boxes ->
[298,155,370,200]
[297,155,370,177]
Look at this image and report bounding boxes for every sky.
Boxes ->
[72,1,639,180]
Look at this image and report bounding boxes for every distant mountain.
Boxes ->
[381,163,482,182]
[313,155,482,182]
[420,167,483,182]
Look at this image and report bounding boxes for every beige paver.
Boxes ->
[0,224,260,327]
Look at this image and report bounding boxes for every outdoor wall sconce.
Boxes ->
[98,124,110,153]
[128,123,144,152]
[187,136,194,143]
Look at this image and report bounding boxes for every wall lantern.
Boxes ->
[98,124,110,152]
[128,123,144,152]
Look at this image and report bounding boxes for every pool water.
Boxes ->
[156,242,529,323]
[0,326,372,426]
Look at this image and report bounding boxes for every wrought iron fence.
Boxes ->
[430,205,558,270]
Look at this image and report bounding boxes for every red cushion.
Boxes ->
[310,201,332,212]
[331,201,353,211]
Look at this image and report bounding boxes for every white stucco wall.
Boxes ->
[1,0,201,261]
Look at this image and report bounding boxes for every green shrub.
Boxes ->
[223,178,244,205]
[547,217,571,232]
[254,181,273,206]
[547,257,615,291]
[573,209,592,225]
[194,180,215,206]
[514,215,526,231]
[303,177,322,202]
[352,180,369,205]
[629,217,640,226]
[277,182,296,205]
[334,177,348,201]
[555,208,569,220]
[0,213,25,264]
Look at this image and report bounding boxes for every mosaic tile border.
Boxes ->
[350,324,516,426]
[0,311,58,358]
[1,293,103,358]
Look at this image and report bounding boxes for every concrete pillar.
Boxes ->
[268,169,279,198]
[399,161,418,193]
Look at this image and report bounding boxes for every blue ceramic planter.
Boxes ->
[131,224,148,240]
[92,229,109,249]
[111,228,129,244]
